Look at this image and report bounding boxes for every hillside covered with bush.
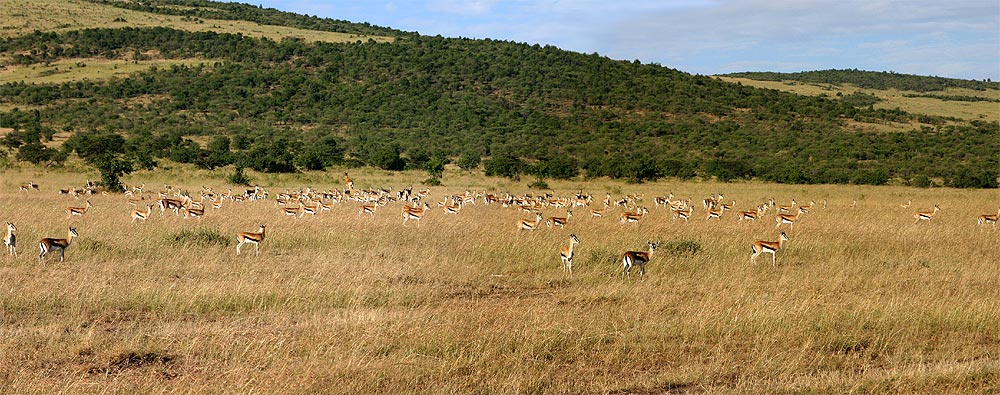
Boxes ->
[0,1,997,189]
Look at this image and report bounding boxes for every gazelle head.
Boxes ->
[648,241,659,253]
[570,234,580,245]
[780,232,789,241]
[69,227,79,238]
[6,222,14,232]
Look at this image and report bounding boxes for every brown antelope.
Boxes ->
[65,200,93,219]
[236,225,266,256]
[737,209,758,222]
[159,198,183,216]
[977,209,999,227]
[343,172,354,190]
[4,222,15,257]
[20,182,39,192]
[282,204,304,217]
[517,213,543,231]
[546,210,573,229]
[620,207,649,224]
[776,208,804,230]
[913,205,940,224]
[131,205,154,223]
[443,204,462,215]
[798,200,816,213]
[900,200,912,209]
[591,203,609,218]
[705,204,729,221]
[560,234,580,273]
[183,206,206,219]
[358,203,377,217]
[751,232,789,266]
[39,227,79,263]
[777,199,798,213]
[402,203,431,225]
[672,206,693,222]
[300,202,320,217]
[622,241,658,280]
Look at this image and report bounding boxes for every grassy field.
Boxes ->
[0,57,219,85]
[717,77,1000,125]
[0,164,997,394]
[0,0,393,43]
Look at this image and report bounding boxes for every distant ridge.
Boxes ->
[721,69,999,92]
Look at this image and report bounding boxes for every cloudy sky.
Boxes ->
[231,1,999,80]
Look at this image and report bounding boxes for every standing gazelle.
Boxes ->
[131,205,153,223]
[559,234,580,274]
[546,210,573,229]
[3,222,15,256]
[776,208,804,230]
[751,232,789,266]
[236,225,266,256]
[66,200,93,219]
[622,241,658,280]
[976,209,998,227]
[913,205,940,224]
[517,213,543,231]
[39,227,79,263]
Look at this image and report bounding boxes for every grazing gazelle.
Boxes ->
[65,200,93,219]
[546,210,573,229]
[358,203,377,217]
[775,208,804,230]
[559,234,580,274]
[751,232,789,266]
[978,209,999,227]
[39,227,79,263]
[517,213,543,231]
[913,205,941,224]
[622,241,658,280]
[131,205,154,223]
[620,207,649,224]
[236,225,266,256]
[3,222,15,256]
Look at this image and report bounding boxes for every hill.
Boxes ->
[0,0,997,189]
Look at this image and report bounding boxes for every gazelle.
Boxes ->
[402,202,431,225]
[705,204,729,221]
[183,206,205,219]
[236,225,266,256]
[900,200,912,209]
[344,172,354,190]
[65,200,93,219]
[776,208,804,230]
[3,222,15,256]
[737,209,758,222]
[517,213,543,231]
[777,199,798,213]
[546,210,573,229]
[620,207,649,224]
[913,205,940,224]
[20,182,39,192]
[798,200,817,213]
[751,232,789,266]
[281,204,303,217]
[358,203,377,217]
[159,198,183,216]
[560,234,580,274]
[672,206,693,222]
[622,241,658,280]
[443,204,462,215]
[977,209,999,227]
[131,205,153,223]
[591,203,610,218]
[39,227,79,263]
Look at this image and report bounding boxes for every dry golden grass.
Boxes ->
[0,0,393,43]
[718,77,1000,125]
[0,164,998,394]
[0,58,218,85]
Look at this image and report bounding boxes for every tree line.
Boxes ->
[0,27,997,189]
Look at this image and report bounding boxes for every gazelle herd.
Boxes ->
[3,181,996,280]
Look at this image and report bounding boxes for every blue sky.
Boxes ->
[231,1,999,80]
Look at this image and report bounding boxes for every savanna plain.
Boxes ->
[0,166,998,394]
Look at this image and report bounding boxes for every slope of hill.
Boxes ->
[0,1,997,188]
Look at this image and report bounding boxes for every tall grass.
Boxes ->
[0,166,997,394]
